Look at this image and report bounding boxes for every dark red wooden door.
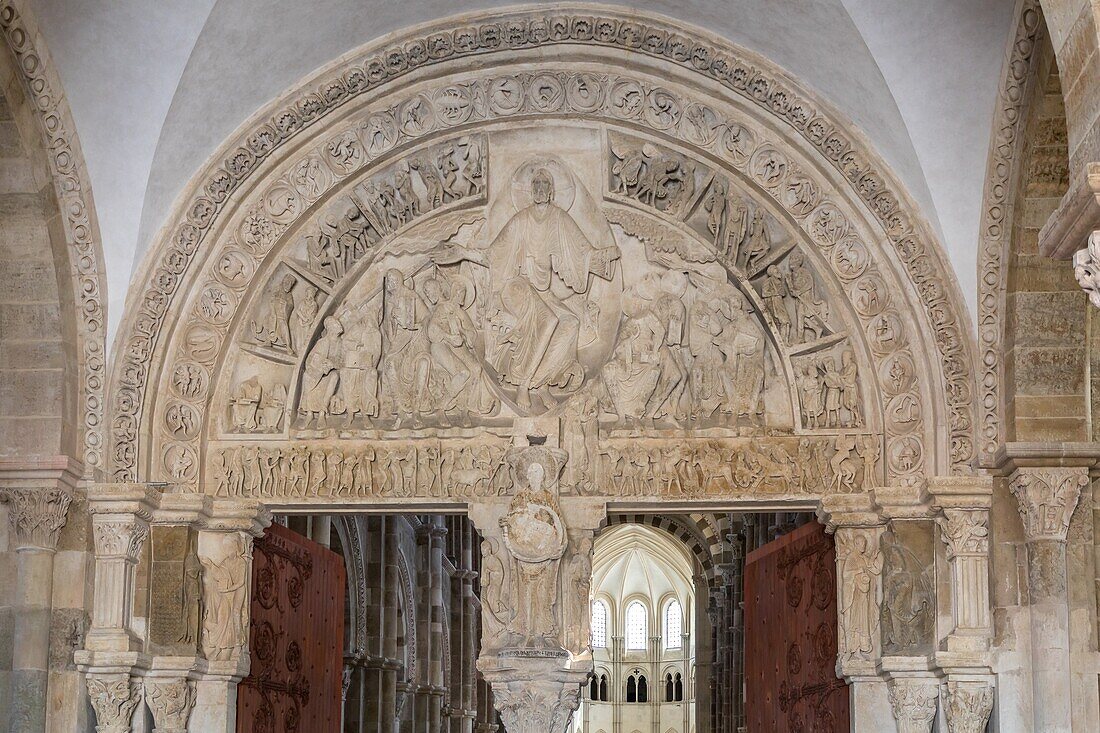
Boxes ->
[744,521,848,732]
[237,522,345,733]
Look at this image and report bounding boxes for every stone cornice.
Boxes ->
[1038,161,1100,260]
[986,441,1100,474]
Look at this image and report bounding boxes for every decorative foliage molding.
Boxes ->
[976,0,1044,463]
[0,485,72,549]
[0,0,108,472]
[85,674,142,733]
[887,679,938,733]
[942,680,994,733]
[107,6,976,485]
[1009,467,1089,542]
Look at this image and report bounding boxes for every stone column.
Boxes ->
[0,466,75,733]
[381,516,400,731]
[189,500,269,733]
[428,520,447,732]
[817,494,889,732]
[75,483,159,733]
[1010,466,1089,733]
[929,478,994,651]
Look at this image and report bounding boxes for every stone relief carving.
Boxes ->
[597,434,878,498]
[937,509,989,560]
[942,680,994,733]
[145,678,195,733]
[199,533,251,662]
[0,486,73,549]
[1073,230,1100,307]
[1009,468,1089,542]
[85,674,142,733]
[835,528,884,664]
[139,85,919,482]
[211,440,509,500]
[887,679,938,733]
[496,446,569,649]
[111,18,972,484]
[879,531,934,654]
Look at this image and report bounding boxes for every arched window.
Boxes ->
[626,675,637,703]
[625,600,647,650]
[591,600,609,648]
[674,672,683,702]
[664,599,683,649]
[637,674,648,703]
[665,673,675,702]
[590,672,610,702]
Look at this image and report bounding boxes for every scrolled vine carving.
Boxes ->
[110,6,972,489]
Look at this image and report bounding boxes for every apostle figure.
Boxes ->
[299,317,343,425]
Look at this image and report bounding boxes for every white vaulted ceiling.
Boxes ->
[27,0,1016,343]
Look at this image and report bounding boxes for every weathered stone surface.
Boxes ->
[148,525,201,655]
[1013,346,1085,394]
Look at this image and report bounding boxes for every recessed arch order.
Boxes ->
[105,4,977,504]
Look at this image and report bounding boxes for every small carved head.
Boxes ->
[531,167,555,205]
[280,274,297,292]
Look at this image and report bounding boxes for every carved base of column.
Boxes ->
[477,653,589,733]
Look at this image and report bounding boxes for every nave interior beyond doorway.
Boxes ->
[259,511,822,733]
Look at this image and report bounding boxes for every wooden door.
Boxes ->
[236,522,346,733]
[743,521,848,732]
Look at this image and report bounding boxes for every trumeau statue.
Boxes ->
[497,442,567,647]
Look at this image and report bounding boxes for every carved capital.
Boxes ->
[942,680,994,733]
[1009,467,1089,542]
[92,516,149,560]
[1073,230,1100,308]
[86,673,143,733]
[489,677,582,733]
[937,509,989,559]
[146,678,195,733]
[0,485,72,550]
[887,679,938,733]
